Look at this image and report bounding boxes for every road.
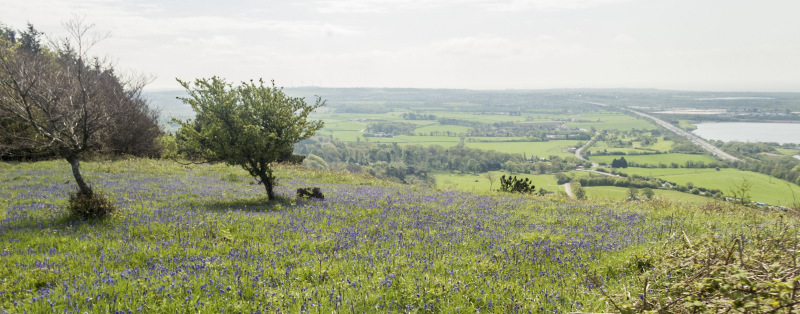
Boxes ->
[574,133,600,168]
[563,182,573,198]
[583,102,741,162]
[576,169,621,177]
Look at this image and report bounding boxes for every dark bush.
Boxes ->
[279,153,306,165]
[67,189,116,219]
[499,175,535,194]
[297,187,324,200]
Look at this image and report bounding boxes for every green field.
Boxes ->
[677,120,697,131]
[777,148,800,156]
[566,112,657,130]
[588,153,719,167]
[433,171,564,193]
[590,136,675,153]
[466,140,578,158]
[614,167,800,206]
[583,186,716,204]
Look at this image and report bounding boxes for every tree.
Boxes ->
[175,77,325,200]
[642,187,654,199]
[728,178,752,206]
[0,18,157,214]
[499,175,535,194]
[628,187,639,199]
[484,172,497,190]
[572,181,587,200]
[303,154,328,170]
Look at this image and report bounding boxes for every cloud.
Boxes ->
[307,0,472,13]
[613,33,635,43]
[477,0,632,11]
[429,35,586,59]
[306,0,631,13]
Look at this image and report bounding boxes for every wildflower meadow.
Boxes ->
[1,159,796,313]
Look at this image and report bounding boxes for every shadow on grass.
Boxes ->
[1,210,117,234]
[200,194,315,212]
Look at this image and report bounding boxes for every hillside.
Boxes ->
[1,159,798,312]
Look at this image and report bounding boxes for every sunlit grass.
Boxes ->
[0,158,794,312]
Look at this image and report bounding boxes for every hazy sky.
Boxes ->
[3,0,799,91]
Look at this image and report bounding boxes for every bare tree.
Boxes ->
[484,172,497,190]
[0,17,150,197]
[728,178,752,206]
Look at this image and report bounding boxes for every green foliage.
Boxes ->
[611,157,628,168]
[729,178,752,206]
[157,133,179,159]
[364,121,417,136]
[572,181,587,200]
[303,153,329,170]
[499,175,535,194]
[67,189,116,219]
[642,187,654,199]
[607,224,800,313]
[175,77,324,199]
[627,186,638,199]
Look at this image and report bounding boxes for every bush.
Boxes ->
[499,175,535,194]
[67,190,116,219]
[608,223,800,313]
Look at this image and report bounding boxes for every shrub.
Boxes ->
[67,189,116,219]
[499,175,535,194]
[607,224,800,313]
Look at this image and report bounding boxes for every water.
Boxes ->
[692,122,800,144]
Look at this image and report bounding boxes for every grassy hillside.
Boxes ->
[0,159,797,312]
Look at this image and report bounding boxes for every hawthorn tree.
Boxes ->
[0,18,158,216]
[175,77,325,200]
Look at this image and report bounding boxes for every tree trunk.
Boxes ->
[66,154,92,195]
[258,172,275,201]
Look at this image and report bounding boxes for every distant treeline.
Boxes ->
[401,113,436,120]
[364,122,417,136]
[716,141,800,186]
[295,136,587,184]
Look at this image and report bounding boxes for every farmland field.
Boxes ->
[613,167,800,206]
[566,112,657,130]
[583,186,716,204]
[433,171,564,193]
[588,153,720,167]
[589,137,675,153]
[466,140,579,158]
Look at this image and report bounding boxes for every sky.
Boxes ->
[3,0,799,92]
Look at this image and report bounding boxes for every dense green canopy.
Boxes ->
[175,77,324,200]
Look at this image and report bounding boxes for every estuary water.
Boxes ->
[692,122,800,144]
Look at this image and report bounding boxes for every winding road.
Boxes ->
[574,132,600,168]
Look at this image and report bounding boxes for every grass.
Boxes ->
[433,171,564,193]
[566,112,657,130]
[590,137,675,153]
[583,186,715,204]
[677,120,697,131]
[614,167,800,207]
[776,148,800,156]
[1,158,796,312]
[589,153,720,167]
